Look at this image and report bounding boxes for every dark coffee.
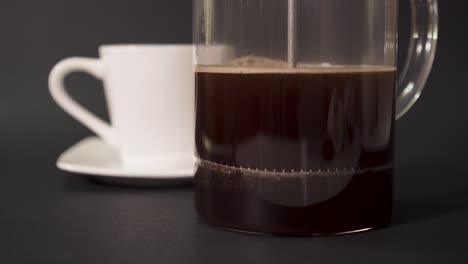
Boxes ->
[195,60,396,235]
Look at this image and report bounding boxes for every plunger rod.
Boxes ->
[204,0,214,45]
[288,0,297,68]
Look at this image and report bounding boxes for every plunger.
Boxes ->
[204,0,214,45]
[288,0,297,68]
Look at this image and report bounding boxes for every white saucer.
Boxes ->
[57,137,195,184]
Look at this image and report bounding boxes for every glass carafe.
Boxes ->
[194,0,438,235]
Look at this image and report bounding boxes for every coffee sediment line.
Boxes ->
[197,158,394,177]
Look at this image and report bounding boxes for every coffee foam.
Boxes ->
[196,56,396,74]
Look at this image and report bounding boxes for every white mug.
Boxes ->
[49,44,194,169]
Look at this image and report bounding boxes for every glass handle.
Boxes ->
[396,0,438,119]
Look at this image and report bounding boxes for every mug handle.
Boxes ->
[396,0,438,119]
[48,58,116,146]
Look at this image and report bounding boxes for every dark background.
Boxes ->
[1,0,467,263]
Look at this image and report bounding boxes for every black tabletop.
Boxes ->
[2,136,468,264]
[1,1,468,263]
